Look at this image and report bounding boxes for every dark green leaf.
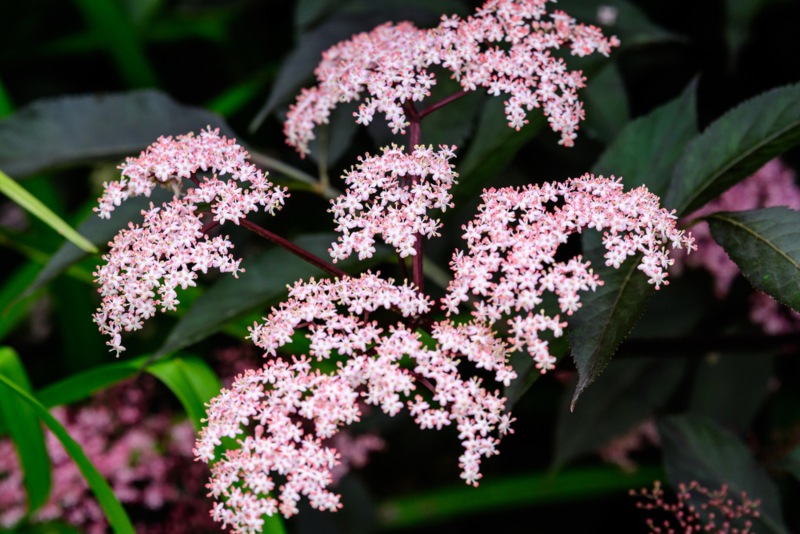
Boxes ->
[554,358,685,469]
[307,100,361,169]
[419,81,482,149]
[147,356,221,431]
[0,373,135,534]
[152,233,385,358]
[582,63,630,142]
[593,79,697,196]
[689,352,774,432]
[707,208,800,311]
[666,83,800,215]
[0,90,232,179]
[250,8,447,134]
[659,415,788,533]
[455,97,544,207]
[0,347,51,514]
[568,250,654,408]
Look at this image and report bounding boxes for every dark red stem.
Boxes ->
[417,89,470,120]
[403,101,425,293]
[239,219,348,279]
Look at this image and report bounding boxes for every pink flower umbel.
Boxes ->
[329,144,458,261]
[92,129,287,355]
[196,273,514,529]
[284,0,619,157]
[444,175,695,372]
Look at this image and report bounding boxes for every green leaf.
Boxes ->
[666,82,800,215]
[707,208,800,311]
[567,250,654,408]
[378,464,663,529]
[0,90,231,179]
[689,352,774,432]
[581,63,630,142]
[36,356,151,409]
[659,415,788,533]
[455,97,544,207]
[593,79,697,196]
[553,358,685,469]
[146,356,221,431]
[0,347,51,514]
[0,170,96,253]
[0,372,135,534]
[153,233,383,358]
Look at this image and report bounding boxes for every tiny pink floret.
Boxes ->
[329,144,458,261]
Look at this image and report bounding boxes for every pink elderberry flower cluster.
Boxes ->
[196,273,514,529]
[329,144,458,261]
[284,0,619,156]
[672,159,800,333]
[444,175,695,372]
[92,129,288,355]
[631,480,761,533]
[0,380,214,534]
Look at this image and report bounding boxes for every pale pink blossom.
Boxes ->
[444,175,695,372]
[284,0,619,157]
[196,273,515,530]
[93,129,288,355]
[672,159,800,333]
[329,144,458,261]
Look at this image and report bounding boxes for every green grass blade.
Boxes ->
[0,372,135,533]
[0,347,51,514]
[36,356,150,408]
[0,170,97,253]
[378,465,663,529]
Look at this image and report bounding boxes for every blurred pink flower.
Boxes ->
[0,380,214,533]
[672,159,800,333]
